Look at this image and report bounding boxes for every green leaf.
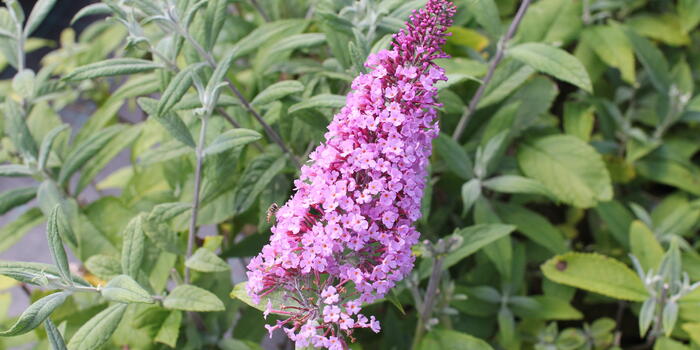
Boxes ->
[58,125,125,185]
[0,208,43,254]
[156,63,204,118]
[515,0,582,46]
[629,220,664,272]
[482,175,552,198]
[594,200,634,247]
[185,248,229,273]
[517,135,612,208]
[0,291,68,336]
[251,80,304,106]
[461,179,481,215]
[163,285,225,312]
[267,33,326,56]
[155,311,182,348]
[76,125,141,194]
[67,303,127,350]
[143,203,191,254]
[0,260,89,286]
[101,275,153,304]
[230,19,308,60]
[581,25,636,85]
[288,94,345,114]
[203,129,261,157]
[563,102,594,142]
[47,205,71,284]
[121,215,144,278]
[85,254,121,281]
[5,99,38,161]
[0,186,36,215]
[434,133,473,180]
[0,164,34,177]
[465,0,501,37]
[24,0,56,36]
[63,59,163,81]
[541,252,648,301]
[627,14,690,46]
[419,224,516,279]
[636,154,700,196]
[44,318,67,350]
[70,3,111,25]
[624,28,670,93]
[678,0,700,31]
[12,69,36,99]
[38,124,69,171]
[508,43,592,92]
[494,202,568,254]
[419,329,494,350]
[478,60,534,109]
[138,97,195,148]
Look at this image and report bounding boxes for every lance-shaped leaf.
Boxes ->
[0,291,68,336]
[0,261,89,286]
[204,129,261,157]
[70,3,111,25]
[185,248,230,273]
[101,275,153,304]
[541,252,648,301]
[67,303,127,350]
[156,63,205,118]
[508,43,592,93]
[288,94,345,114]
[24,0,56,36]
[155,310,182,347]
[267,33,327,56]
[38,124,69,171]
[58,125,125,185]
[434,133,474,180]
[47,205,71,284]
[0,165,33,177]
[418,224,516,279]
[5,99,38,161]
[63,59,163,81]
[251,80,304,106]
[121,215,145,278]
[44,318,67,350]
[143,203,191,254]
[0,186,36,215]
[138,97,195,148]
[163,285,225,312]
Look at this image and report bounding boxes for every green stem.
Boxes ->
[184,115,208,284]
[411,256,445,350]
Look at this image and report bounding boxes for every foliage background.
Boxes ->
[0,0,698,349]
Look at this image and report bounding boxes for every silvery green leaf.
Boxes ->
[470,286,501,303]
[461,179,481,216]
[121,215,145,278]
[0,261,89,286]
[475,130,509,178]
[58,125,125,185]
[482,175,553,198]
[5,99,38,162]
[70,3,111,25]
[63,59,163,81]
[101,275,153,304]
[38,124,69,171]
[0,165,33,177]
[267,33,326,56]
[0,186,36,215]
[67,303,127,350]
[47,205,71,284]
[204,129,261,157]
[185,248,230,273]
[251,80,304,106]
[24,0,57,36]
[288,94,345,114]
[44,318,67,350]
[137,97,195,148]
[0,291,68,336]
[164,285,225,312]
[662,301,678,336]
[12,69,35,99]
[156,63,205,118]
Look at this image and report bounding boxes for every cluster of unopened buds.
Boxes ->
[246,0,455,348]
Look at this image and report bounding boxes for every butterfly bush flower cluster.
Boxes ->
[246,0,455,348]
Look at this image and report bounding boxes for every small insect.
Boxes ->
[266,203,280,223]
[556,260,568,271]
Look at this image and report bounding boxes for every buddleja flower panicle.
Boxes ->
[246,1,455,348]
